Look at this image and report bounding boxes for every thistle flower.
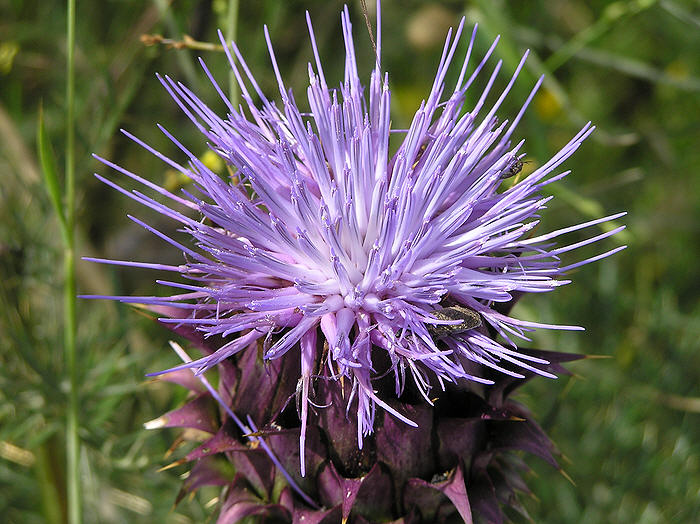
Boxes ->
[85,2,625,521]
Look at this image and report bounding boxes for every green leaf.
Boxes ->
[37,104,65,229]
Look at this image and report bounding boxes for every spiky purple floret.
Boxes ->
[85,3,624,474]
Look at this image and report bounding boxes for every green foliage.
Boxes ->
[1,0,699,522]
[37,105,66,231]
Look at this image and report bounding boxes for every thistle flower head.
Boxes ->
[86,2,625,478]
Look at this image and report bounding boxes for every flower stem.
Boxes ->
[65,0,81,522]
[35,442,64,524]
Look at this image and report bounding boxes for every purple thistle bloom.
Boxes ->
[86,3,625,479]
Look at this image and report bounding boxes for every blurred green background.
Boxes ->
[1,0,699,522]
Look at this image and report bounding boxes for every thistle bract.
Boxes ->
[151,326,582,523]
[86,2,624,521]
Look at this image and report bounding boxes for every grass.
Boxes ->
[1,0,699,522]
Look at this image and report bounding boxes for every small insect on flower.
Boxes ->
[426,304,482,339]
[500,156,526,179]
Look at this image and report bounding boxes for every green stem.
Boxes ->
[35,442,64,524]
[226,0,240,106]
[65,0,81,522]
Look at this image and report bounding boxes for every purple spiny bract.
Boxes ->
[85,3,625,477]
